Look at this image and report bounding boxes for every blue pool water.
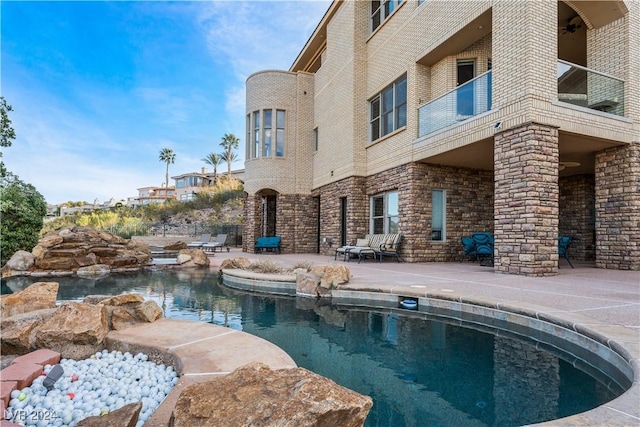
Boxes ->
[3,270,622,426]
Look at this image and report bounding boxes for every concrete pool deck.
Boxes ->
[208,248,639,426]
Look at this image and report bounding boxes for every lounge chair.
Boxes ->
[203,234,228,253]
[558,236,574,268]
[187,233,211,248]
[471,232,494,266]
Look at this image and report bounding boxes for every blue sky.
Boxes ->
[1,0,330,205]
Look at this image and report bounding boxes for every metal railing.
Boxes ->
[557,60,624,117]
[418,70,492,138]
[103,223,243,247]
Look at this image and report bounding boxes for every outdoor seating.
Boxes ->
[460,236,477,262]
[335,234,402,263]
[558,236,574,268]
[202,234,228,253]
[186,233,211,248]
[471,232,494,266]
[254,236,281,254]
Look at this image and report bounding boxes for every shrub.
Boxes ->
[247,260,283,274]
[0,173,47,265]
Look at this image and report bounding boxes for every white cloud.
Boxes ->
[197,1,331,80]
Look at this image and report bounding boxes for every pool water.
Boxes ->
[3,270,622,427]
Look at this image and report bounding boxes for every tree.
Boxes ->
[0,172,47,266]
[202,153,222,185]
[219,133,240,178]
[158,148,176,188]
[0,96,16,177]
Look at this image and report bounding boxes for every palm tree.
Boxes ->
[219,133,240,178]
[158,148,176,188]
[202,153,222,185]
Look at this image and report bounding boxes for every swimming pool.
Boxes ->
[3,270,626,426]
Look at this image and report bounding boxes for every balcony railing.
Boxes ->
[557,60,624,117]
[418,71,492,138]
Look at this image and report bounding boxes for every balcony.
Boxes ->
[557,60,624,117]
[418,71,492,138]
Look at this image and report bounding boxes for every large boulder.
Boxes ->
[0,282,59,317]
[76,402,142,427]
[219,257,252,270]
[3,250,35,273]
[310,265,351,289]
[176,249,210,268]
[35,302,109,359]
[296,272,329,298]
[171,362,373,427]
[164,241,187,251]
[0,308,58,354]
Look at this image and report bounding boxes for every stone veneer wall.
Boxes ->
[559,174,596,261]
[312,176,368,256]
[276,194,319,254]
[595,144,640,270]
[494,123,559,276]
[242,193,260,253]
[311,163,493,261]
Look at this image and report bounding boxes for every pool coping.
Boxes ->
[221,267,640,426]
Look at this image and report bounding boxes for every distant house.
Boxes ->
[172,168,245,202]
[134,186,176,205]
[55,198,127,216]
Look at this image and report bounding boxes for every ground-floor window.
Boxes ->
[370,191,398,234]
[431,189,446,241]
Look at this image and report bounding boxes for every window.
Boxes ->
[370,191,398,234]
[253,111,260,158]
[246,109,286,158]
[246,114,251,159]
[263,110,272,157]
[370,74,407,141]
[276,110,285,157]
[431,190,446,241]
[371,0,403,32]
[313,127,318,151]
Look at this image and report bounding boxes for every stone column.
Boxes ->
[595,144,640,270]
[494,123,559,276]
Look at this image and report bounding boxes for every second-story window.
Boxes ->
[253,111,260,158]
[263,110,272,157]
[370,74,407,142]
[276,110,285,157]
[247,109,286,158]
[371,0,403,32]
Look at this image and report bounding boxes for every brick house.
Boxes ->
[243,0,639,276]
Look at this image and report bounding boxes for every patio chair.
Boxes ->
[460,236,477,262]
[202,234,228,253]
[472,232,494,266]
[187,233,211,248]
[558,236,574,268]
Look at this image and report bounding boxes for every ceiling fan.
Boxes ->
[559,161,581,171]
[559,16,583,34]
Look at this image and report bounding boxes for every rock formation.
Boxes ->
[0,282,164,358]
[171,362,373,427]
[175,248,210,268]
[1,226,152,278]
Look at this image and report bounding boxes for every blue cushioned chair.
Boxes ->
[472,232,494,266]
[558,236,574,268]
[460,236,477,262]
